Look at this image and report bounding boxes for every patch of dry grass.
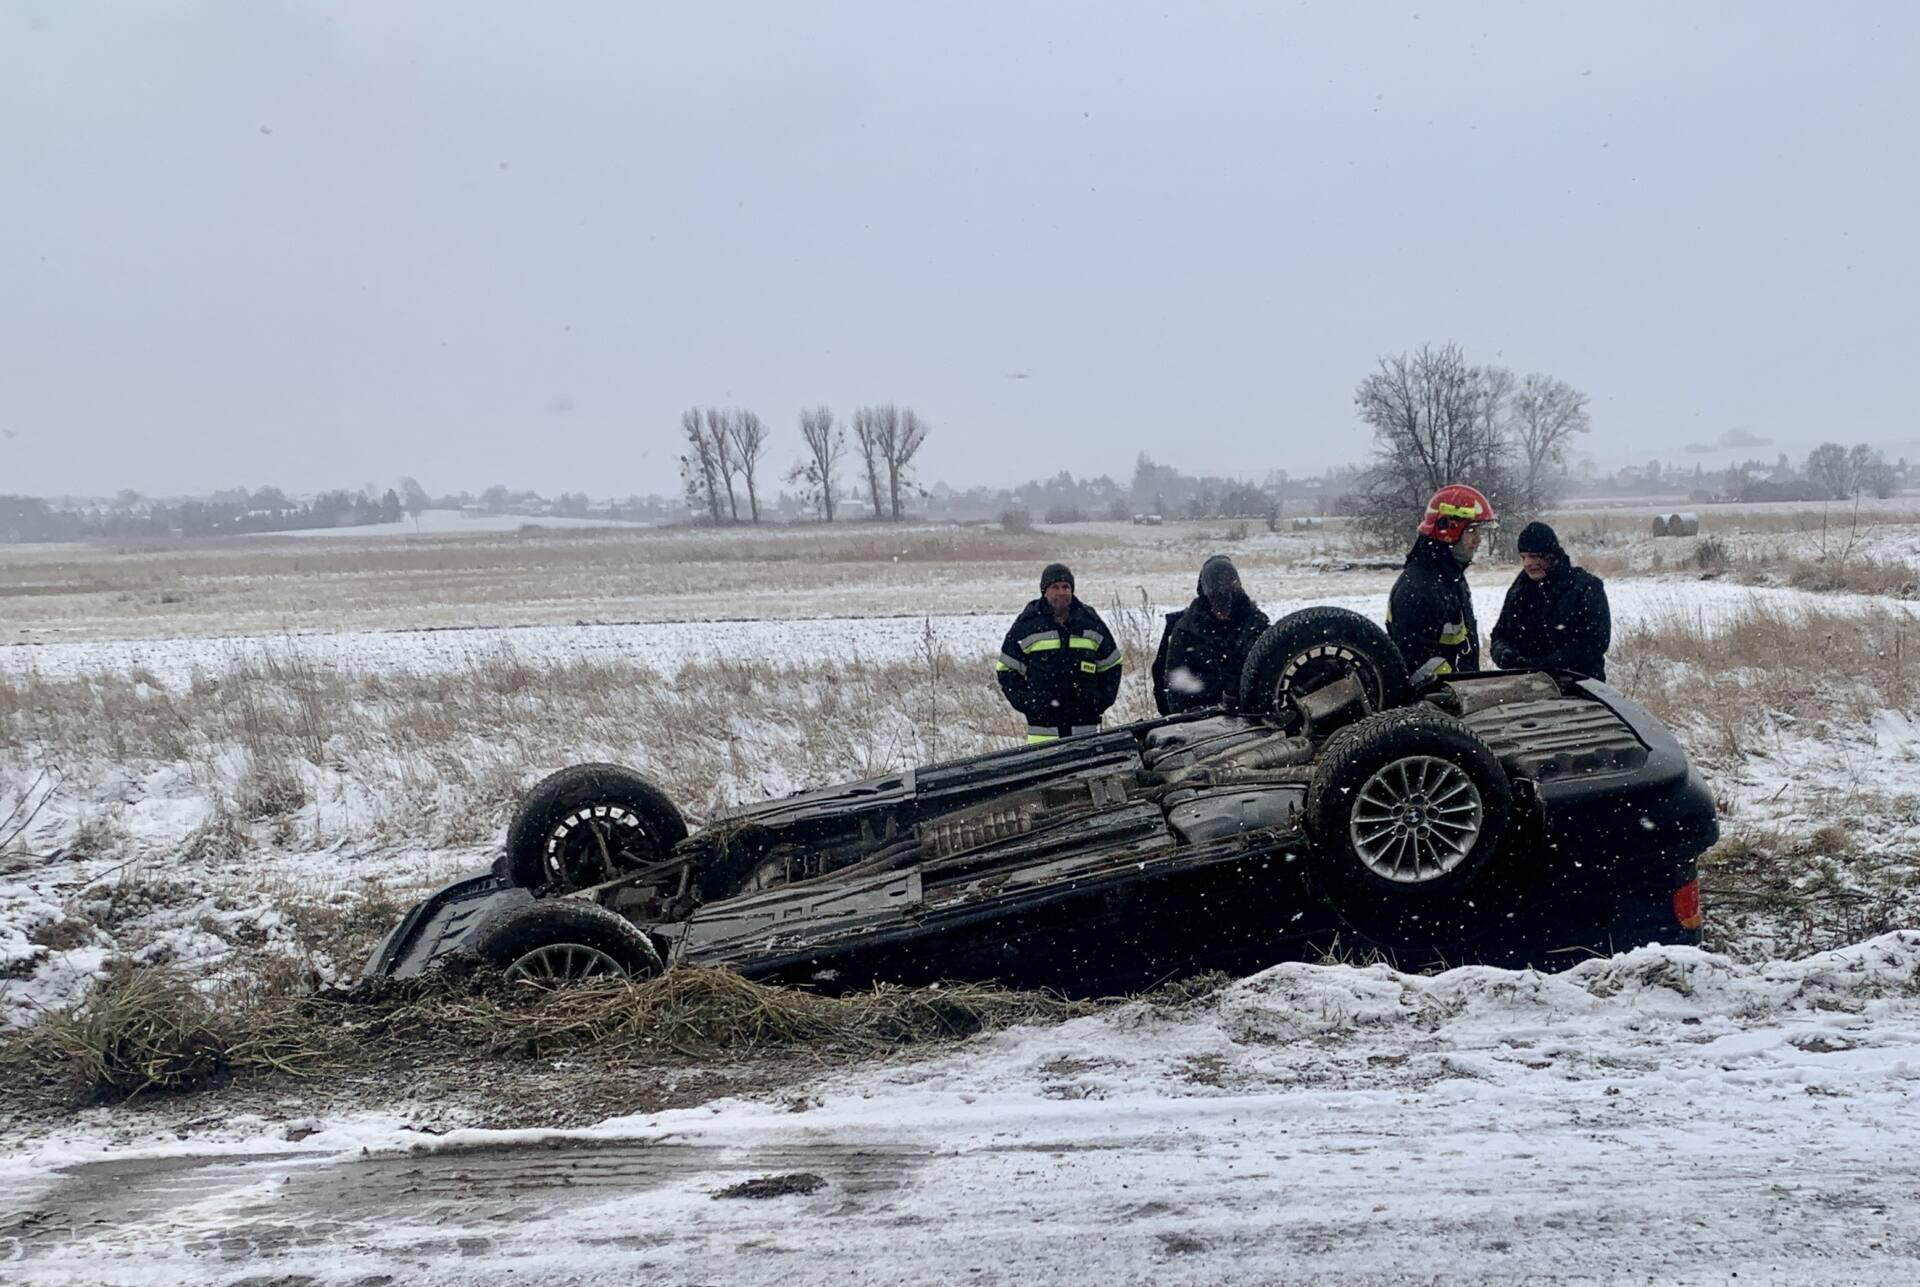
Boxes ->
[1,966,322,1099]
[273,881,413,984]
[2,631,1145,855]
[1748,553,1919,598]
[430,966,1094,1059]
[1698,827,1916,962]
[0,524,1147,641]
[1556,501,1920,593]
[1608,597,1920,961]
[0,962,1094,1101]
[1611,598,1917,763]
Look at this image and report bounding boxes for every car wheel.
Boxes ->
[1305,708,1510,908]
[1238,607,1410,730]
[504,763,688,893]
[470,899,663,986]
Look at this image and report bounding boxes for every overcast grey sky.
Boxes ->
[3,1,1916,499]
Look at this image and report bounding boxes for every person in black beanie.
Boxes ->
[1489,521,1612,680]
[1153,554,1271,713]
[994,562,1123,743]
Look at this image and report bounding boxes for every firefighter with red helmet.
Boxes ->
[1387,484,1495,680]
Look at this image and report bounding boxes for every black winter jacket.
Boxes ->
[995,597,1123,737]
[1160,593,1272,713]
[1387,535,1481,676]
[1489,564,1611,680]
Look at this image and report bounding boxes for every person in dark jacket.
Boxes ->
[1490,521,1612,680]
[1156,554,1271,713]
[1386,483,1494,679]
[995,562,1123,743]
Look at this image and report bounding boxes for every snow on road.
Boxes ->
[5,934,1919,1284]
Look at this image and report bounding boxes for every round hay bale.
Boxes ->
[1650,515,1670,536]
[1667,512,1700,537]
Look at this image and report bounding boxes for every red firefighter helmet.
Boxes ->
[1417,484,1496,544]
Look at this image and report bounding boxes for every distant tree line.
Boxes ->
[3,383,1906,547]
[1574,446,1907,504]
[0,486,410,543]
[1697,445,1898,504]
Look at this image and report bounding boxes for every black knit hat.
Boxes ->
[1197,554,1240,597]
[1516,521,1565,558]
[1040,562,1075,592]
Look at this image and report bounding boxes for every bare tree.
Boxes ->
[788,405,845,521]
[727,409,769,522]
[705,407,740,522]
[878,406,931,519]
[1849,443,1896,498]
[1509,372,1591,515]
[850,406,887,519]
[1804,442,1851,499]
[396,476,431,526]
[678,407,722,521]
[1352,343,1516,548]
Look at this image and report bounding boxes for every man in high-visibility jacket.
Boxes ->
[994,562,1123,744]
[1387,484,1495,680]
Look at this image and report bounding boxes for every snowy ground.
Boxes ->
[275,508,655,538]
[5,571,1914,1027]
[4,935,1918,1284]
[4,574,1911,689]
[3,508,1919,1282]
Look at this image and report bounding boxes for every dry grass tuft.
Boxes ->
[238,752,308,820]
[62,809,131,863]
[366,966,1093,1060]
[178,800,249,864]
[1,961,1094,1101]
[1765,553,1919,598]
[5,631,1157,857]
[3,966,324,1099]
[1697,826,1914,962]
[1611,598,1917,764]
[277,882,412,978]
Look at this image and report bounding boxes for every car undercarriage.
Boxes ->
[367,609,1716,995]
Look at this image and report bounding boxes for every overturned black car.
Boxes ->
[367,608,1715,995]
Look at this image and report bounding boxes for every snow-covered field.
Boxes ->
[277,507,656,539]
[4,575,1911,688]
[3,509,1918,1283]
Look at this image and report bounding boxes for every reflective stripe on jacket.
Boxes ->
[1386,535,1480,676]
[995,596,1123,737]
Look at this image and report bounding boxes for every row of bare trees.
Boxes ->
[790,404,932,521]
[679,408,770,523]
[1351,343,1590,549]
[680,403,932,523]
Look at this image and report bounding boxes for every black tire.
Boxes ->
[1305,708,1510,910]
[505,763,688,893]
[1237,606,1410,727]
[470,899,663,985]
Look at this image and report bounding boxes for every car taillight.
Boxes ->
[1673,879,1702,930]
